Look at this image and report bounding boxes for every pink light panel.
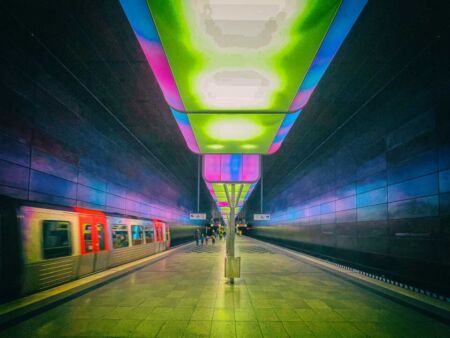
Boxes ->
[203,154,260,183]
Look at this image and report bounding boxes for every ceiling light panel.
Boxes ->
[203,154,261,183]
[147,0,342,112]
[121,0,367,155]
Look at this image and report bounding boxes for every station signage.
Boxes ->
[190,213,207,220]
[253,214,271,221]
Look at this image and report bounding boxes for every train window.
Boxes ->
[83,224,93,253]
[97,224,106,250]
[131,225,143,245]
[112,225,129,248]
[42,221,72,259]
[144,226,154,244]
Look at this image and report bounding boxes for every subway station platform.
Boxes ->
[1,237,449,338]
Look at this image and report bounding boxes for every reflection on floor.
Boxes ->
[1,237,449,337]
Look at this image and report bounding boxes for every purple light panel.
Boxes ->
[203,154,260,183]
[171,109,200,153]
[268,111,301,154]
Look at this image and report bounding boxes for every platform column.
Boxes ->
[227,185,235,257]
[225,184,240,283]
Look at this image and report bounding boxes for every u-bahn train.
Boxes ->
[0,197,179,303]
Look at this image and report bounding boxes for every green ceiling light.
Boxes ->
[207,144,225,150]
[147,0,342,112]
[189,113,284,153]
[207,117,263,141]
[121,0,367,155]
[145,0,342,154]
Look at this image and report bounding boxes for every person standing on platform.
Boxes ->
[194,229,200,246]
[200,233,205,245]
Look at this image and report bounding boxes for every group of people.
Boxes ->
[194,227,226,246]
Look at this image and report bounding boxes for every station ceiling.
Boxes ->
[1,0,448,215]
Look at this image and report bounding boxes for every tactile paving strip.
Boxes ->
[238,245,273,254]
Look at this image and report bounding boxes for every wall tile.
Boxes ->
[336,183,356,199]
[336,209,357,223]
[439,144,450,170]
[336,196,356,211]
[440,193,450,216]
[388,150,437,185]
[78,171,107,192]
[77,184,106,206]
[357,170,387,194]
[0,185,28,200]
[357,187,387,208]
[440,169,450,193]
[0,133,30,166]
[30,170,77,199]
[106,182,127,198]
[388,195,439,219]
[357,204,388,222]
[388,174,438,202]
[387,113,434,151]
[357,154,386,179]
[0,160,30,189]
[106,193,127,210]
[29,191,76,206]
[320,201,335,214]
[76,200,106,211]
[31,148,78,182]
[320,213,335,225]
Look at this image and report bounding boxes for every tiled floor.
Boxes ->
[1,237,449,337]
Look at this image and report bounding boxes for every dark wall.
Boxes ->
[0,91,192,223]
[0,1,213,225]
[244,1,450,295]
[170,224,198,247]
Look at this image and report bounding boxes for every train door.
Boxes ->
[78,212,109,275]
[165,223,171,248]
[154,221,162,251]
[154,221,162,242]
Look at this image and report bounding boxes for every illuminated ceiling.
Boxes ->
[120,0,367,220]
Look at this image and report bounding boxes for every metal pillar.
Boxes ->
[227,185,235,257]
[260,157,263,213]
[224,184,240,283]
[197,155,200,213]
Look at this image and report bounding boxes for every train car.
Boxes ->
[0,198,171,302]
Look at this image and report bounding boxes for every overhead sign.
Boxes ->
[190,213,207,220]
[254,214,270,221]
